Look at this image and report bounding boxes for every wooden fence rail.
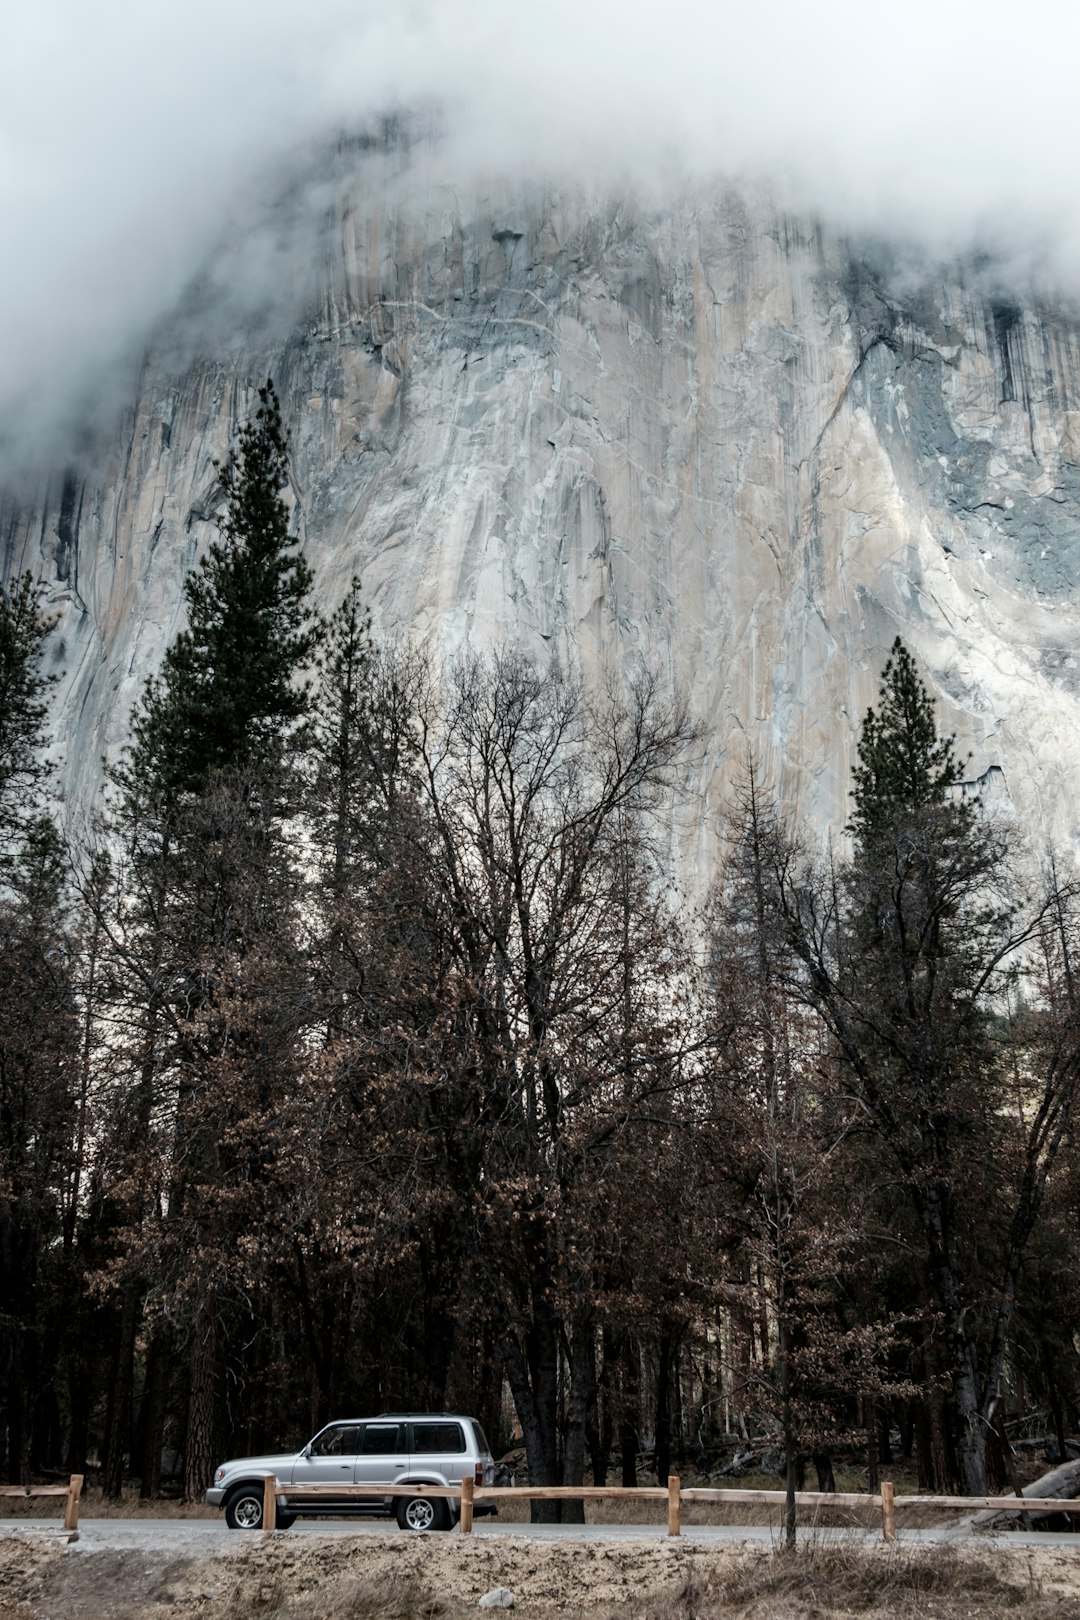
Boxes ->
[259,1472,1080,1541]
[0,1476,83,1538]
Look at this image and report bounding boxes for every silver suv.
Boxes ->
[206,1413,496,1531]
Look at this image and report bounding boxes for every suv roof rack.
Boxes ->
[376,1412,463,1419]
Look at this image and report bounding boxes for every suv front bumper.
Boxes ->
[205,1487,225,1507]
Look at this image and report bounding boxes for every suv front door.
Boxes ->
[292,1423,362,1488]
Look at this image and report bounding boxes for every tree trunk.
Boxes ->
[419,1218,458,1410]
[619,1334,640,1488]
[560,1307,593,1523]
[779,1310,797,1547]
[899,1401,914,1461]
[102,1284,139,1499]
[1042,1341,1068,1462]
[923,1193,988,1496]
[731,1295,753,1442]
[655,1329,674,1486]
[138,1324,171,1499]
[953,1358,988,1497]
[588,1329,614,1487]
[183,1298,218,1502]
[478,1339,505,1461]
[755,1263,770,1364]
[499,1304,563,1523]
[866,1395,880,1494]
[65,1351,92,1477]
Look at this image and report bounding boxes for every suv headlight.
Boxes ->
[214,1468,226,1483]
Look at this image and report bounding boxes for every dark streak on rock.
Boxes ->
[56,470,81,584]
[991,302,1020,404]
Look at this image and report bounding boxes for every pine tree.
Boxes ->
[128,379,319,804]
[763,639,1080,1498]
[707,764,904,1541]
[311,578,381,900]
[308,580,421,948]
[0,573,56,869]
[844,645,1008,1493]
[0,821,78,1482]
[98,380,320,1499]
[850,637,965,839]
[0,575,76,1481]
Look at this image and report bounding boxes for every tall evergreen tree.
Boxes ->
[127,379,319,804]
[0,824,78,1483]
[760,638,1080,1496]
[311,578,397,900]
[0,573,56,869]
[850,637,965,838]
[95,380,321,1499]
[0,575,77,1482]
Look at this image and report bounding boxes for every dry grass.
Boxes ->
[0,1484,217,1519]
[589,1544,1057,1620]
[227,1571,464,1620]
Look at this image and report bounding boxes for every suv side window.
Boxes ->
[310,1425,361,1456]
[360,1422,405,1454]
[409,1421,465,1454]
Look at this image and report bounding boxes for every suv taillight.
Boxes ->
[475,1463,484,1485]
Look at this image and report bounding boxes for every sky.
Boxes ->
[2,0,1079,478]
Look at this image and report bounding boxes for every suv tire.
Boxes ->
[225,1486,266,1530]
[396,1494,450,1532]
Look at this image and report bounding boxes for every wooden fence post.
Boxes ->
[880,1480,896,1543]
[460,1476,474,1535]
[263,1475,277,1533]
[667,1475,681,1537]
[63,1475,83,1534]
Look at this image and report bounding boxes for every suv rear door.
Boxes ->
[353,1421,409,1484]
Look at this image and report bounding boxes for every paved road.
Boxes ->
[2,1518,1078,1552]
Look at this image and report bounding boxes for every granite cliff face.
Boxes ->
[4,152,1080,876]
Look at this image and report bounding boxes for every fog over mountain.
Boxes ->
[4,2,1080,875]
[3,0,1079,472]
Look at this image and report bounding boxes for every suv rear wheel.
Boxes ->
[396,1495,450,1532]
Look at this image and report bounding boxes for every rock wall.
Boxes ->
[4,151,1080,879]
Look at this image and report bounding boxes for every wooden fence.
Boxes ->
[0,1475,83,1539]
[262,1473,1080,1541]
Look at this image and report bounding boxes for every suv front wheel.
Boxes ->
[396,1494,450,1532]
[225,1486,266,1530]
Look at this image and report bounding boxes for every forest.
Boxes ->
[2,382,1079,1519]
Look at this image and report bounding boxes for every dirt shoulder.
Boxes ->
[1,1530,1079,1620]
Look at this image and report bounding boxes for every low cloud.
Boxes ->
[2,0,1078,480]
